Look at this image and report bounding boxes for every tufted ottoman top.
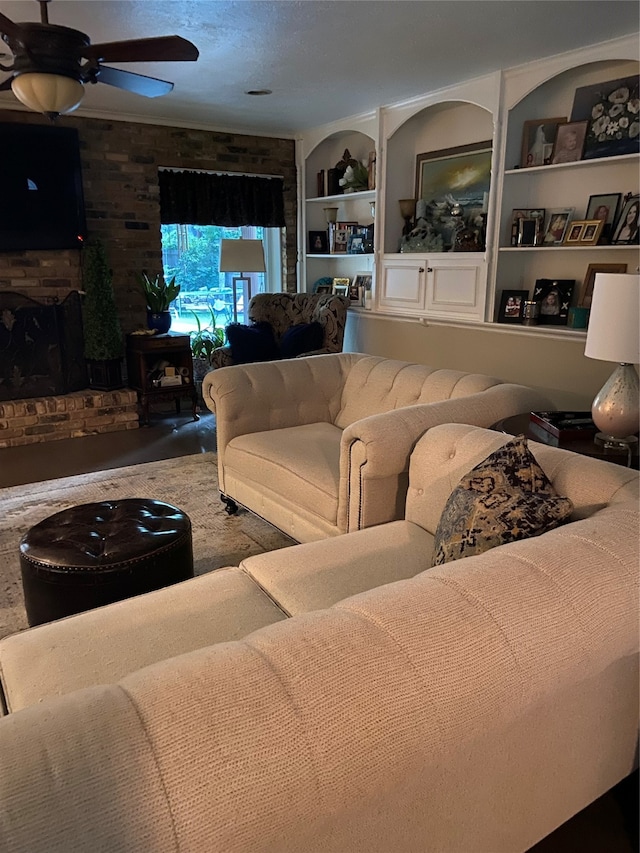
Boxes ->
[20,499,192,574]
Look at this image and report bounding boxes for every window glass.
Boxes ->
[160,224,281,333]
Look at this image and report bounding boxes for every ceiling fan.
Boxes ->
[0,0,199,119]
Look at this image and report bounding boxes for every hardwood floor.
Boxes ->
[0,407,636,852]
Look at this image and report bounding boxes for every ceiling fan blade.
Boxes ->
[94,65,174,98]
[0,11,22,41]
[83,35,198,64]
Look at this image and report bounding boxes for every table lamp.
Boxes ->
[584,272,639,450]
[219,239,266,323]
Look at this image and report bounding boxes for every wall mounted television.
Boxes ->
[0,123,87,251]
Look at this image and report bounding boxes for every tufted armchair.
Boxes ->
[208,292,350,370]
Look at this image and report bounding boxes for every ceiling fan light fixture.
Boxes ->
[11,72,84,117]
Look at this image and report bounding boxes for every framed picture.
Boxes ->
[585,193,621,243]
[611,194,640,244]
[347,282,361,303]
[533,279,575,325]
[308,230,328,254]
[352,272,373,293]
[578,219,604,246]
[511,208,545,246]
[520,117,566,167]
[570,75,640,159]
[329,226,349,254]
[332,278,350,297]
[347,228,368,254]
[497,289,528,324]
[415,140,491,251]
[541,208,574,245]
[577,262,628,308]
[550,120,588,165]
[564,221,585,244]
[315,283,333,295]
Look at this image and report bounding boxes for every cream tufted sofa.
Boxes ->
[202,352,554,541]
[0,424,637,852]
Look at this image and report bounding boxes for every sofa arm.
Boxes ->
[203,353,361,460]
[338,383,554,533]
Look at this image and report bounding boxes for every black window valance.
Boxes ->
[159,170,285,227]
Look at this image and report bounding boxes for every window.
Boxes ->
[160,224,282,333]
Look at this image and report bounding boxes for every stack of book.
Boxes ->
[529,411,597,444]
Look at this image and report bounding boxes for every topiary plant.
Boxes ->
[82,239,124,361]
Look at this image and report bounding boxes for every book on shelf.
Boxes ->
[529,411,597,440]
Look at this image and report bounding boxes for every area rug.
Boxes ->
[0,453,295,640]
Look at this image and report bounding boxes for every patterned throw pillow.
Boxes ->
[432,435,573,566]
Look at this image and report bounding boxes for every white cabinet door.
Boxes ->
[378,258,426,312]
[426,257,486,321]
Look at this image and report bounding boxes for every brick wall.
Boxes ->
[0,110,298,332]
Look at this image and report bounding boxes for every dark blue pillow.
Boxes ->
[279,321,324,359]
[226,322,279,364]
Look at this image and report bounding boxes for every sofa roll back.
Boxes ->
[334,357,503,429]
[405,423,640,536]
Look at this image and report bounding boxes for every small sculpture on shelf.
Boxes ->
[400,199,444,253]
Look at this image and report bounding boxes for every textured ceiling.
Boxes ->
[0,1,638,135]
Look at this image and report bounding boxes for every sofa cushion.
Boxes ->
[225,321,279,364]
[279,321,324,359]
[432,435,573,566]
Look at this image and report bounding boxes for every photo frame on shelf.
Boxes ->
[578,262,628,308]
[578,219,605,246]
[347,282,361,303]
[511,208,545,246]
[541,208,574,245]
[332,279,350,297]
[611,193,640,244]
[329,226,349,254]
[352,272,373,293]
[315,283,333,295]
[550,120,588,165]
[585,193,621,242]
[533,278,575,325]
[563,221,586,244]
[308,230,328,254]
[570,75,640,159]
[497,289,528,324]
[520,117,567,167]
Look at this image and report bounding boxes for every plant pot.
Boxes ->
[147,310,172,334]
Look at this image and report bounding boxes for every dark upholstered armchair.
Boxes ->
[208,292,350,370]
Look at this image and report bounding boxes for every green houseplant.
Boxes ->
[190,308,225,382]
[82,239,124,391]
[137,272,181,334]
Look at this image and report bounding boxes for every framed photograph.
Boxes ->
[570,75,640,159]
[347,282,361,303]
[564,221,585,244]
[585,193,621,243]
[332,278,350,297]
[308,230,328,254]
[611,194,640,244]
[550,120,588,165]
[352,272,373,293]
[497,289,528,324]
[577,262,628,308]
[533,279,575,325]
[520,117,566,167]
[315,283,333,295]
[578,219,604,246]
[511,208,545,246]
[541,208,574,245]
[347,228,368,254]
[329,226,349,254]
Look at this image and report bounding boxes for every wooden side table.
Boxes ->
[126,332,199,426]
[492,413,639,469]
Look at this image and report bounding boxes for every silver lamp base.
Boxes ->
[591,362,639,451]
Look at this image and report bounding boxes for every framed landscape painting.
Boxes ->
[415,141,492,216]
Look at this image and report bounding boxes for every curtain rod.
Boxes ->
[158,166,283,180]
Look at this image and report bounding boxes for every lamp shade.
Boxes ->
[584,273,640,365]
[11,73,84,116]
[219,239,265,273]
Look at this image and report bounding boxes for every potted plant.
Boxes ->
[190,308,225,382]
[82,239,124,391]
[137,272,181,334]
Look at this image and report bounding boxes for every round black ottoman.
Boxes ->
[19,499,194,627]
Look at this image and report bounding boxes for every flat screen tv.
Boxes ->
[0,123,87,251]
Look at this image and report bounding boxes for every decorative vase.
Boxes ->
[147,310,172,334]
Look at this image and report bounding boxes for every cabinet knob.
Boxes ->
[419,267,425,273]
[426,267,433,272]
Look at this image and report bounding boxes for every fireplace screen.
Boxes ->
[0,291,88,402]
